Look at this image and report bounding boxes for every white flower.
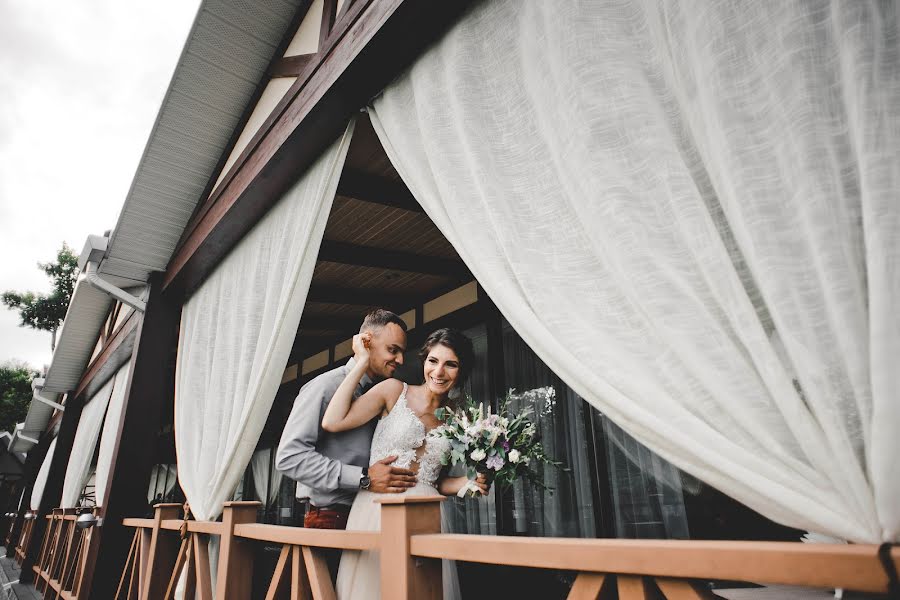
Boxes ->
[508,449,521,463]
[470,448,486,461]
[521,456,530,466]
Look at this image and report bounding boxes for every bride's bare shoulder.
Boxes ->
[378,378,407,411]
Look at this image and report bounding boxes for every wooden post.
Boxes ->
[378,495,443,600]
[138,503,182,600]
[215,501,261,600]
[84,274,183,599]
[20,390,85,583]
[5,433,52,558]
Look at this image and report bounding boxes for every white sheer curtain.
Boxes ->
[61,377,115,508]
[147,464,178,503]
[95,362,132,507]
[175,120,355,521]
[370,1,899,542]
[30,438,57,511]
[251,449,282,505]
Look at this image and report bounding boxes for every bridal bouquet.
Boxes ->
[430,387,557,498]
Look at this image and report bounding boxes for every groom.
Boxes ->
[275,308,416,540]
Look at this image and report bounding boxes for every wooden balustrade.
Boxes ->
[119,497,900,600]
[20,507,101,599]
[14,515,35,564]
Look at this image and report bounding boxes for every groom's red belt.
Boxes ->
[304,503,351,530]
[308,503,351,513]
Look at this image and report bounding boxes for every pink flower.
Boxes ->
[486,454,505,471]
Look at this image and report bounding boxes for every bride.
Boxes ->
[322,327,489,600]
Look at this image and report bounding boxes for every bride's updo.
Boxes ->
[419,328,474,388]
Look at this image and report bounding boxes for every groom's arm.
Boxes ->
[275,376,363,492]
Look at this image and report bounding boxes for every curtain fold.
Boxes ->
[95,362,132,507]
[251,449,282,505]
[370,1,899,542]
[147,464,178,503]
[174,120,355,521]
[30,438,57,511]
[61,376,115,508]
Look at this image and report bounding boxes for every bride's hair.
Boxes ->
[419,328,474,390]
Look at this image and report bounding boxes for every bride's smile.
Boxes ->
[423,344,460,397]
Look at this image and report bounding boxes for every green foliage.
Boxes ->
[2,243,79,333]
[0,361,38,434]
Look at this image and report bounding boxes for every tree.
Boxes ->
[2,243,79,351]
[0,361,37,435]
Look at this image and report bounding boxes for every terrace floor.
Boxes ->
[0,550,39,600]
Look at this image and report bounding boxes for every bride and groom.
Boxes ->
[275,308,488,599]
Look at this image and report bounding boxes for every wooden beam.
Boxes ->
[73,309,139,400]
[336,169,423,213]
[299,314,364,331]
[318,240,469,277]
[306,284,416,308]
[83,274,183,599]
[172,0,315,259]
[163,0,476,299]
[319,0,338,52]
[271,53,316,78]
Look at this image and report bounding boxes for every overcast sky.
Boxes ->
[0,1,201,370]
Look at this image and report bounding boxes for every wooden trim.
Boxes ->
[408,534,900,594]
[319,0,339,52]
[122,518,155,528]
[317,240,470,277]
[163,0,476,298]
[72,308,139,400]
[159,519,223,535]
[233,523,379,550]
[271,53,316,78]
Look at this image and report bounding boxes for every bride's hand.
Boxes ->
[474,472,490,495]
[352,332,372,363]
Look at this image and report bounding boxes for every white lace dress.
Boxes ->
[335,383,461,600]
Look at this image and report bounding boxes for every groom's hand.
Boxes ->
[368,455,416,493]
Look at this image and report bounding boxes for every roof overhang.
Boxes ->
[101,0,305,288]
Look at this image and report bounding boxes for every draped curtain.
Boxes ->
[61,376,115,508]
[175,120,355,521]
[95,363,132,506]
[251,449,283,505]
[148,464,179,503]
[30,438,57,511]
[370,1,899,542]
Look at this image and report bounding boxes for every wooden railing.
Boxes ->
[119,497,900,600]
[13,514,35,564]
[29,507,99,599]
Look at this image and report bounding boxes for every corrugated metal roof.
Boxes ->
[42,279,112,394]
[13,0,303,453]
[101,0,304,286]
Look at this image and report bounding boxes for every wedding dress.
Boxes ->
[336,383,461,599]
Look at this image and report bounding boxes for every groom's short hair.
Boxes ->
[360,308,408,333]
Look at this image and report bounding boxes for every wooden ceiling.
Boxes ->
[291,115,471,362]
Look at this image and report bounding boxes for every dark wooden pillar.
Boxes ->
[4,434,52,558]
[20,395,85,582]
[82,274,182,599]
